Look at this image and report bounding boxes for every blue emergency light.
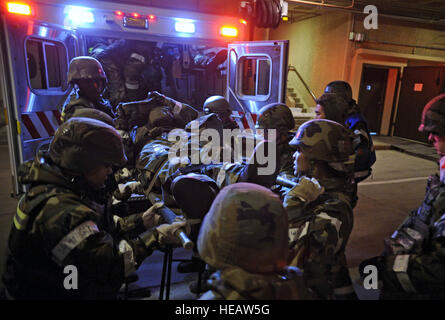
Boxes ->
[64,5,95,25]
[175,19,195,34]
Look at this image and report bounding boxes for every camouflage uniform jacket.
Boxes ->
[2,155,159,300]
[378,172,445,299]
[199,266,315,300]
[135,133,240,196]
[61,91,116,123]
[284,176,356,299]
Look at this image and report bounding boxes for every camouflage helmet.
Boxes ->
[203,96,231,114]
[257,103,295,134]
[67,56,107,84]
[419,94,445,135]
[49,117,127,173]
[289,119,353,163]
[198,182,289,273]
[69,108,115,127]
[324,80,353,103]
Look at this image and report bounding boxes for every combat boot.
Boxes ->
[177,256,206,273]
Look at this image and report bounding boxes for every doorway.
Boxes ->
[393,66,445,143]
[357,65,389,133]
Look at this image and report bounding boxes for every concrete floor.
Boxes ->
[0,143,439,300]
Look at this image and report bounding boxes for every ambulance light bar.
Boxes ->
[64,5,95,25]
[175,19,195,34]
[7,2,32,16]
[221,26,238,37]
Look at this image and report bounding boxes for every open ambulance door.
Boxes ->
[227,40,289,131]
[0,5,79,196]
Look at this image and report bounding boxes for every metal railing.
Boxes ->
[287,65,317,102]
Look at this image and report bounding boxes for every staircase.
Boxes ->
[286,86,313,130]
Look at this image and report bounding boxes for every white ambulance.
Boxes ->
[0,1,289,195]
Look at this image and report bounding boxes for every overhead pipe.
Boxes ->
[363,40,445,52]
[286,0,354,9]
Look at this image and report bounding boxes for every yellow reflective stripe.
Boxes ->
[16,206,27,220]
[16,120,21,135]
[13,215,24,230]
[13,203,29,230]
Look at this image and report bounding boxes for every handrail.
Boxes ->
[287,65,317,102]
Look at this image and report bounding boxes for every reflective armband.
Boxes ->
[51,221,99,265]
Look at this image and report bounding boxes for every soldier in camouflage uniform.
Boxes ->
[284,119,358,300]
[134,113,230,201]
[257,103,296,180]
[324,81,376,183]
[61,56,115,123]
[2,117,191,300]
[197,182,315,300]
[163,103,291,194]
[91,39,149,108]
[359,94,445,299]
[111,90,200,185]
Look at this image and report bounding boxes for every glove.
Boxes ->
[142,202,164,229]
[288,177,324,203]
[359,256,385,278]
[147,91,167,105]
[155,217,201,246]
[113,181,142,201]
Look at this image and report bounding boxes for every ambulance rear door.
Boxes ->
[227,40,289,131]
[0,2,79,195]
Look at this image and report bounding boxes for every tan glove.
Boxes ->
[142,202,164,229]
[288,176,324,203]
[156,217,201,246]
[113,181,142,201]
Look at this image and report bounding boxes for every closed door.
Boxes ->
[358,66,389,133]
[394,66,445,142]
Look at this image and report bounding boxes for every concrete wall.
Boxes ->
[269,12,352,110]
